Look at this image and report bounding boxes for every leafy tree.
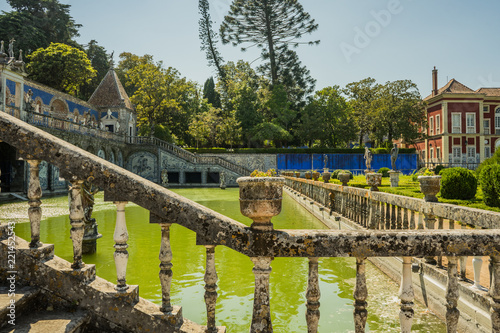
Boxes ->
[203,77,221,108]
[115,52,155,97]
[298,86,356,147]
[371,80,426,144]
[0,0,81,55]
[26,43,96,96]
[344,78,380,146]
[78,40,111,100]
[216,110,241,148]
[251,122,292,147]
[220,0,319,87]
[198,0,226,83]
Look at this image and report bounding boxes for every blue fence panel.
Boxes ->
[277,154,417,175]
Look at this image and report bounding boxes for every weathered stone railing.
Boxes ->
[128,135,251,176]
[2,110,500,332]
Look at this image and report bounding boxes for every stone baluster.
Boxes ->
[363,197,368,227]
[306,257,320,333]
[402,208,409,230]
[251,257,273,333]
[396,206,402,229]
[69,180,85,269]
[399,257,414,332]
[368,199,378,230]
[490,256,500,332]
[385,203,391,229]
[113,201,129,292]
[379,202,385,229]
[353,257,368,333]
[449,219,455,229]
[159,222,173,312]
[437,217,444,267]
[473,256,484,290]
[424,213,437,264]
[204,245,218,331]
[460,223,467,280]
[446,257,460,332]
[391,204,396,229]
[417,213,424,230]
[409,210,416,230]
[27,160,42,248]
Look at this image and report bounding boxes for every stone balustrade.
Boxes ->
[2,110,500,332]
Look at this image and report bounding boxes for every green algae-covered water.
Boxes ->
[3,188,446,332]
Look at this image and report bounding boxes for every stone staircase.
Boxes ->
[0,285,90,333]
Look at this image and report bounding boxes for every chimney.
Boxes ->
[432,67,438,96]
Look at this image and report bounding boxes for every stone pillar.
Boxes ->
[399,257,414,332]
[424,213,437,264]
[353,257,368,333]
[306,257,320,333]
[27,160,42,248]
[113,201,129,292]
[490,256,500,332]
[389,170,400,187]
[69,180,85,269]
[446,256,460,332]
[204,245,218,332]
[473,257,484,289]
[159,222,173,312]
[250,257,273,333]
[201,170,207,185]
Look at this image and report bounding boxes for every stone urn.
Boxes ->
[366,172,382,191]
[237,176,285,231]
[305,171,312,180]
[417,175,441,202]
[338,172,351,186]
[322,171,331,183]
[294,171,300,178]
[312,172,320,181]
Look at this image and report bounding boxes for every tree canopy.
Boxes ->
[26,43,96,96]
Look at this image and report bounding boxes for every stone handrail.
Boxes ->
[128,135,251,176]
[2,110,500,332]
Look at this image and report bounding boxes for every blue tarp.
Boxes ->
[277,153,417,175]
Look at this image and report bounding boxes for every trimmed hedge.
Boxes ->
[480,164,500,207]
[440,167,477,200]
[434,164,446,175]
[378,167,390,177]
[185,147,417,154]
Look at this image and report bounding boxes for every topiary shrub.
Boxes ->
[332,169,343,179]
[378,167,390,177]
[480,164,500,207]
[434,165,446,175]
[342,170,354,179]
[440,167,477,200]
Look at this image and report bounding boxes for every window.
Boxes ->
[430,148,434,160]
[484,105,489,113]
[496,108,500,134]
[467,146,476,162]
[429,116,434,135]
[484,119,491,135]
[436,147,441,161]
[452,147,461,163]
[436,115,440,134]
[485,146,491,158]
[452,113,461,133]
[466,113,476,133]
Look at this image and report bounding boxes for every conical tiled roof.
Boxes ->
[424,79,475,101]
[88,69,133,110]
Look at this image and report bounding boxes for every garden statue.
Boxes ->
[364,147,373,171]
[391,144,399,170]
[161,169,169,187]
[8,39,14,58]
[220,172,226,190]
[323,154,328,167]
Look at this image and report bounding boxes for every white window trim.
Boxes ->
[436,147,441,161]
[496,107,500,132]
[452,113,461,133]
[466,113,476,134]
[485,146,491,158]
[429,116,434,135]
[484,105,489,113]
[484,119,491,135]
[436,115,440,134]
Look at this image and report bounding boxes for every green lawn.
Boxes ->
[325,175,500,213]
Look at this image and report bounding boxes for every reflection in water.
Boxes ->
[10,188,445,332]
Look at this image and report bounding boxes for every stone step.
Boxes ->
[0,285,40,328]
[0,309,90,333]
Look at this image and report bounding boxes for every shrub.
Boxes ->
[434,165,446,175]
[332,169,343,179]
[378,167,390,177]
[342,170,354,179]
[440,167,477,200]
[480,164,500,207]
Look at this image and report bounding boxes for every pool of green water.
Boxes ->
[4,188,446,332]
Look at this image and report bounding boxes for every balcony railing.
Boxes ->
[2,111,500,332]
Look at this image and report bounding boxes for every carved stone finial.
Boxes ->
[109,51,115,69]
[18,49,23,62]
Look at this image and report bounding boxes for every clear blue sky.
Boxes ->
[2,0,500,97]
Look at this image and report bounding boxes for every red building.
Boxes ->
[413,68,500,168]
